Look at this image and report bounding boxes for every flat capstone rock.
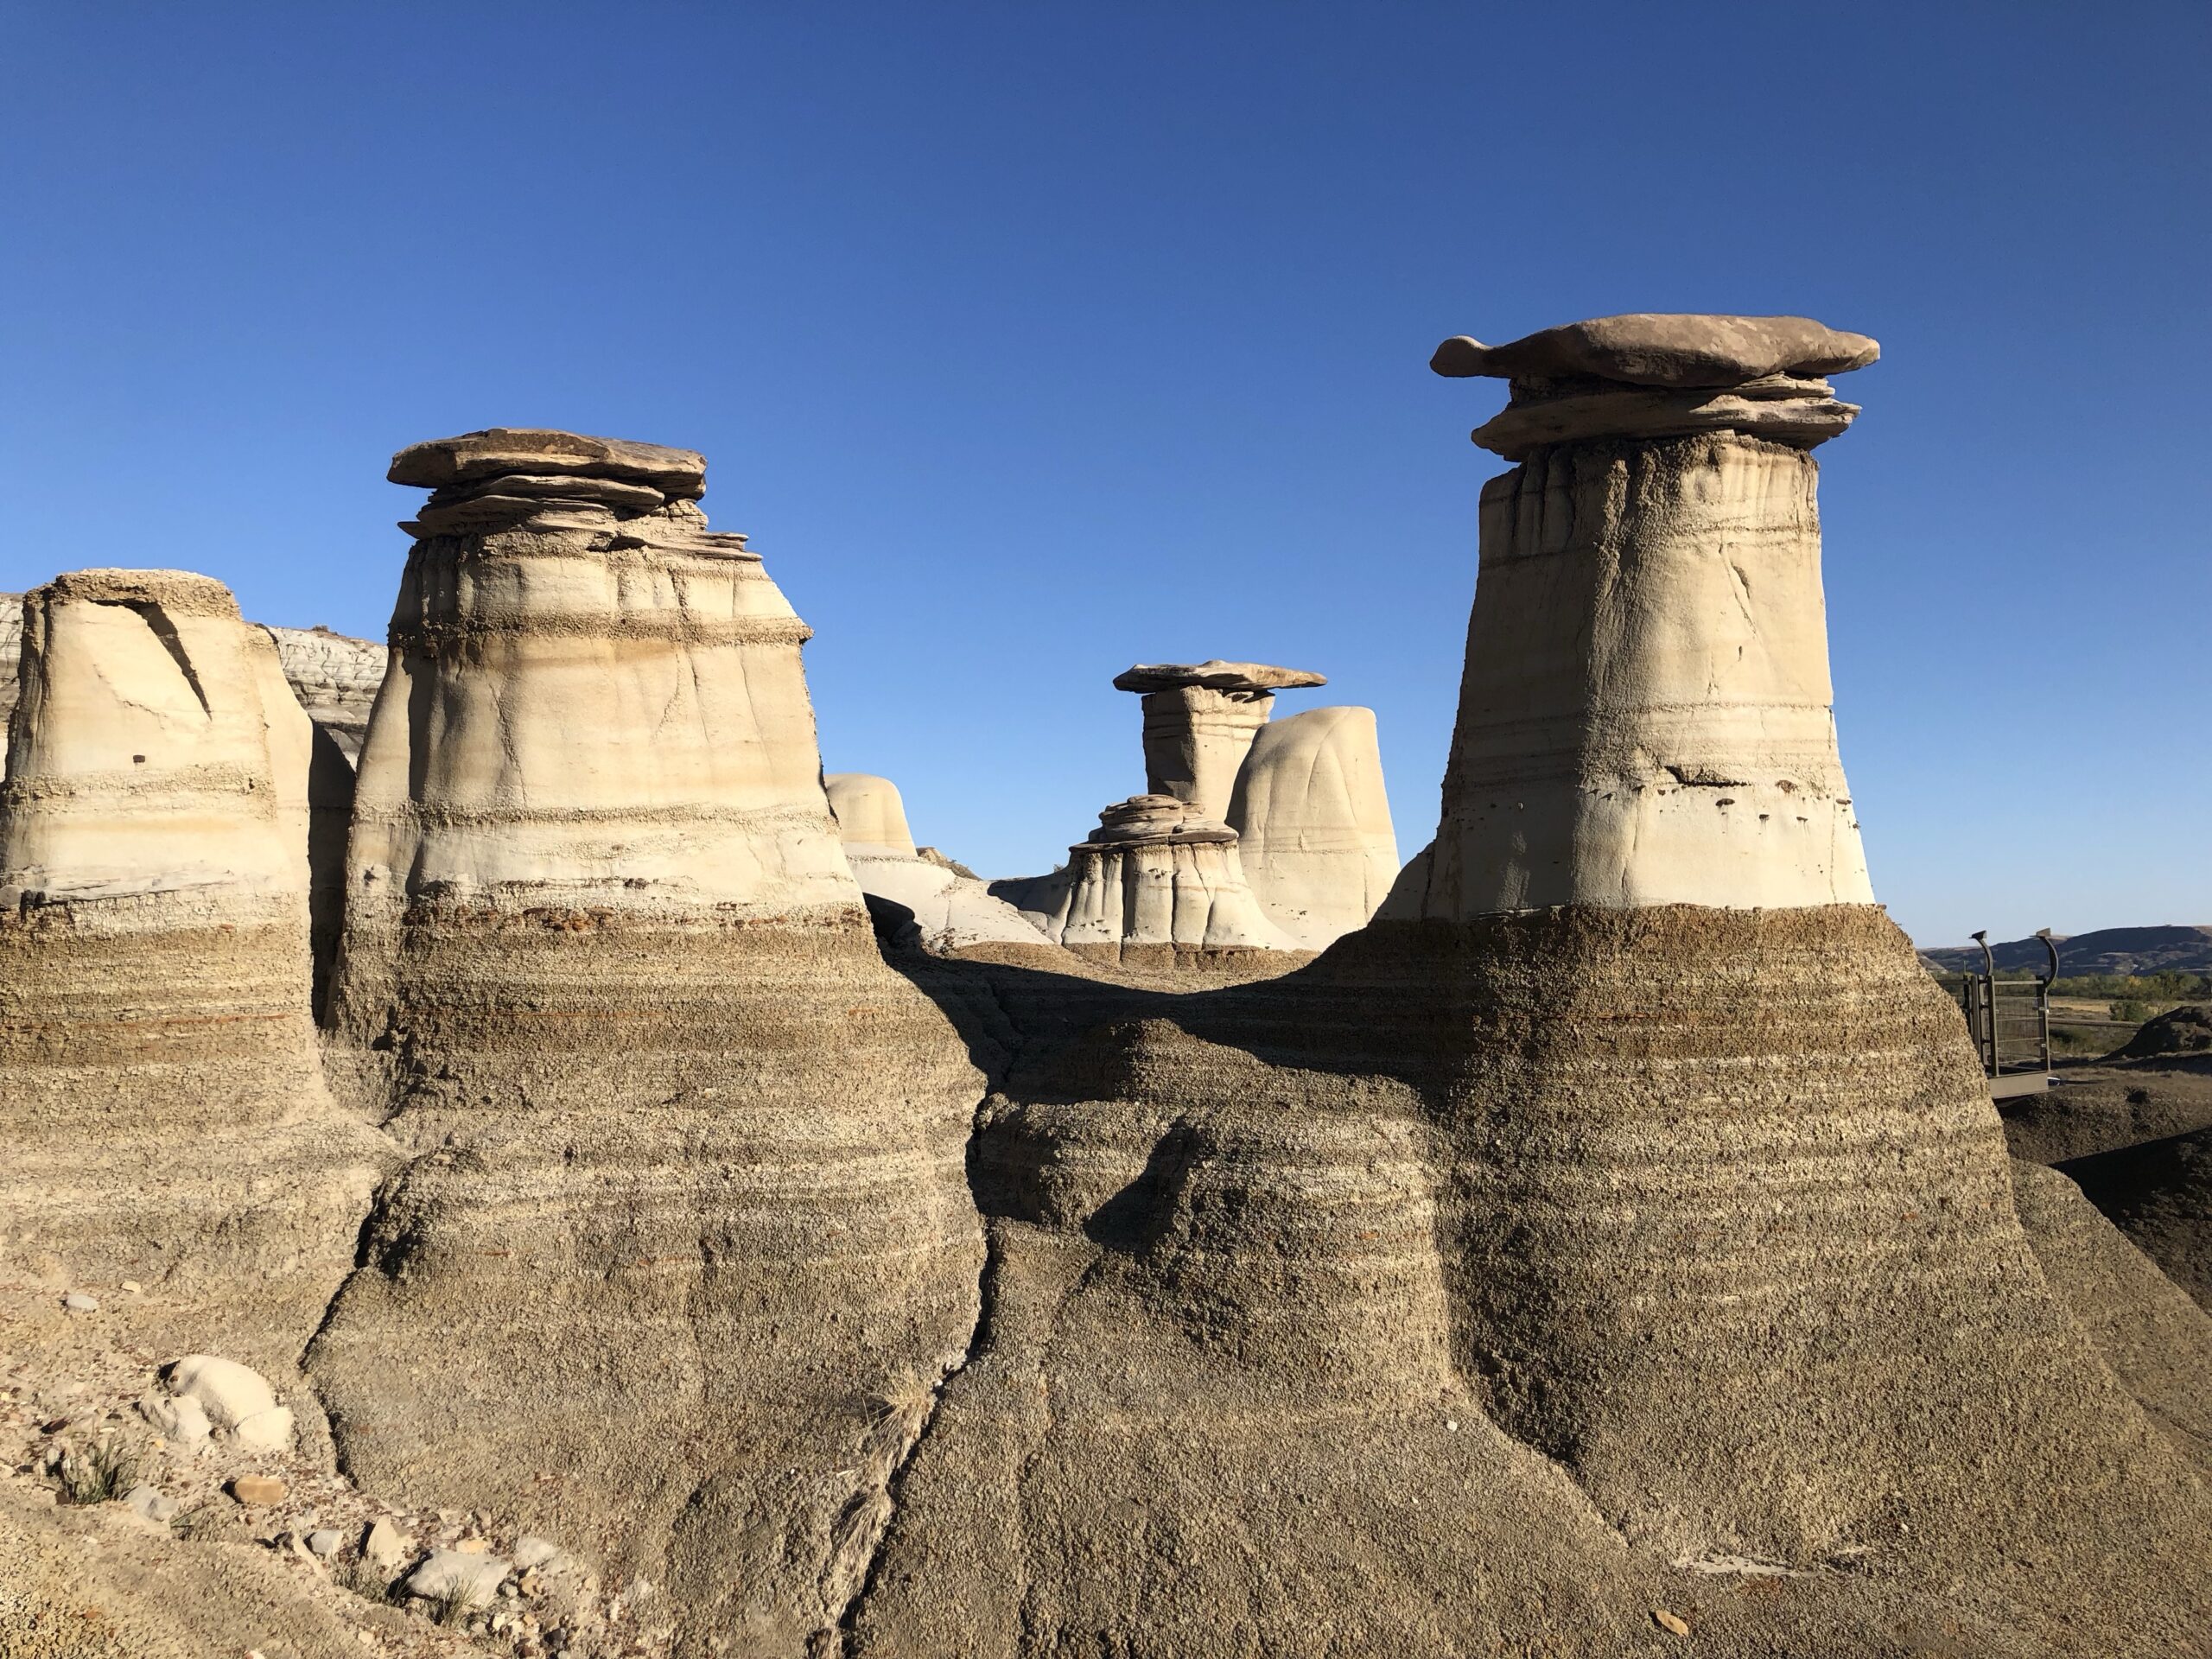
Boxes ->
[1113,660,1327,694]
[389,429,707,497]
[1430,314,1878,388]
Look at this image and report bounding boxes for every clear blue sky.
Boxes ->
[4,3,2205,948]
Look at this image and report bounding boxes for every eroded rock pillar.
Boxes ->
[1115,659,1325,824]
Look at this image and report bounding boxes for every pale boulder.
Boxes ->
[403,1549,510,1603]
[824,772,918,857]
[165,1355,294,1451]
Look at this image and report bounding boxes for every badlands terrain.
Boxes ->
[1,315,2208,1658]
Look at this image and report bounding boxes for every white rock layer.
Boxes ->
[1384,434,1873,917]
[827,772,1051,955]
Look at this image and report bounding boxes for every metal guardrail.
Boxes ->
[1948,928,2058,1080]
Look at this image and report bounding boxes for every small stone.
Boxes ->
[120,1281,142,1294]
[307,1529,343,1556]
[60,1293,98,1314]
[1445,1419,1459,1433]
[137,1392,212,1448]
[164,1357,290,1449]
[1654,1608,1692,1637]
[124,1484,179,1522]
[455,1536,487,1554]
[402,1549,509,1603]
[228,1475,287,1506]
[512,1535,561,1570]
[362,1517,409,1568]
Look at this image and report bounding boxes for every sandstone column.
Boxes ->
[309,430,985,1645]
[0,570,385,1363]
[1113,659,1325,824]
[1227,704,1400,948]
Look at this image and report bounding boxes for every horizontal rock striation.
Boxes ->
[0,569,385,1363]
[308,432,985,1646]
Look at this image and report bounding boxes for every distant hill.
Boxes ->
[1921,925,2212,977]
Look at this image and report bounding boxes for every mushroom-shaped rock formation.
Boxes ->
[991,794,1295,968]
[1430,312,1878,461]
[308,432,986,1645]
[1113,658,1325,826]
[1386,313,1877,916]
[0,569,386,1363]
[847,319,2212,1656]
[1227,705,1400,949]
[826,771,1055,957]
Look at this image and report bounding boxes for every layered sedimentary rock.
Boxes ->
[1227,704,1399,948]
[826,771,1054,956]
[1114,658,1324,823]
[0,596,18,724]
[308,432,985,1643]
[0,569,384,1361]
[1389,319,1874,917]
[848,317,2212,1655]
[991,793,1294,966]
[258,624,384,760]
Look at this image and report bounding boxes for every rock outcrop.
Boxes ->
[305,431,986,1645]
[1227,704,1399,949]
[257,624,385,760]
[2059,1127,2212,1309]
[1388,316,1873,917]
[846,316,2212,1656]
[992,793,1296,966]
[825,771,1056,957]
[0,569,385,1362]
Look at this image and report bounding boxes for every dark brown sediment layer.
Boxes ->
[0,894,387,1366]
[846,904,2212,1656]
[308,906,986,1641]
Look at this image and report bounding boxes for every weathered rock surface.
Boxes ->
[992,795,1297,967]
[257,624,385,760]
[2011,1158,2212,1461]
[1431,313,1880,387]
[1228,704,1399,948]
[386,426,706,496]
[1433,313,1875,461]
[828,772,1054,956]
[1382,435,1873,916]
[0,569,385,1362]
[308,433,985,1648]
[848,317,2212,1655]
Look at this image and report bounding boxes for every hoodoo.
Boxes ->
[1114,658,1325,824]
[995,791,1294,964]
[0,570,384,1361]
[845,318,2212,1656]
[308,432,986,1641]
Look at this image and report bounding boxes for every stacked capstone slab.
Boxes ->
[1113,658,1326,824]
[0,571,385,1363]
[845,319,2212,1656]
[308,431,986,1644]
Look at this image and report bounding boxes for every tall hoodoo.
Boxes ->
[311,431,985,1644]
[1114,658,1325,825]
[0,571,383,1361]
[1396,313,1876,915]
